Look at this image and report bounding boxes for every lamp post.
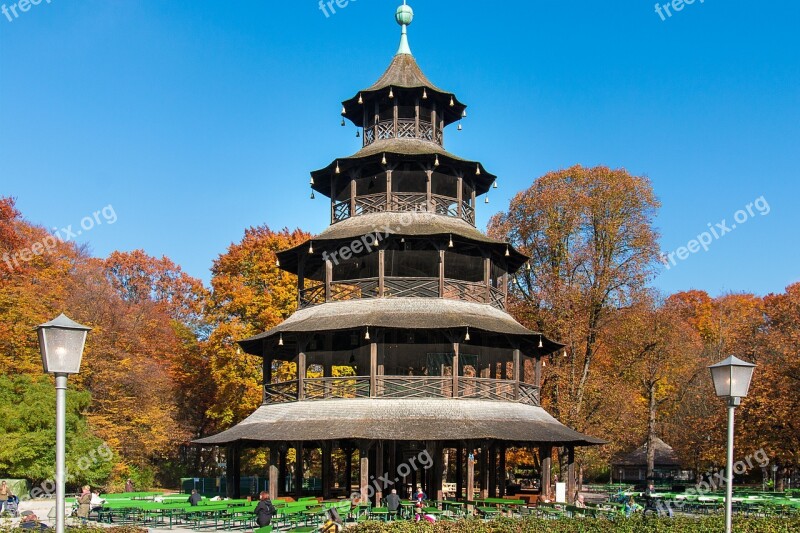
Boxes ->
[36,314,91,533]
[709,355,756,533]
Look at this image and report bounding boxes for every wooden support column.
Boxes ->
[415,98,420,138]
[513,349,521,400]
[433,443,445,501]
[330,175,336,222]
[297,253,305,308]
[325,259,332,302]
[269,446,280,499]
[294,443,304,499]
[426,169,433,210]
[467,448,476,505]
[439,249,445,298]
[479,444,489,499]
[502,271,508,307]
[369,339,378,398]
[540,446,552,501]
[375,441,385,504]
[386,170,392,210]
[452,340,460,398]
[488,443,497,497]
[483,257,491,303]
[431,103,437,145]
[279,449,287,495]
[457,176,463,217]
[498,444,507,497]
[344,445,353,497]
[393,96,398,138]
[350,178,357,217]
[535,356,542,389]
[225,443,241,499]
[378,249,385,297]
[567,446,576,504]
[297,342,307,401]
[373,101,379,143]
[322,442,333,500]
[456,445,464,500]
[359,443,370,503]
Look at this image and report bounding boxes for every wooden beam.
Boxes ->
[456,445,464,501]
[498,444,507,497]
[297,344,307,401]
[466,448,475,506]
[386,170,392,211]
[297,254,305,308]
[325,259,332,302]
[484,257,491,303]
[535,356,542,390]
[439,249,445,297]
[540,446,552,501]
[426,169,433,210]
[457,176,463,217]
[375,441,384,504]
[322,442,333,500]
[294,443,304,499]
[378,249,385,297]
[513,349,521,400]
[360,445,370,503]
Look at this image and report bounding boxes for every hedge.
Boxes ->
[0,528,146,533]
[348,516,800,533]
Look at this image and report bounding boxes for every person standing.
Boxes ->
[125,479,134,493]
[0,481,9,513]
[254,491,276,527]
[77,486,92,522]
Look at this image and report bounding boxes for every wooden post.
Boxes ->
[488,443,497,497]
[498,444,507,497]
[452,341,460,398]
[457,176,463,217]
[393,96,398,138]
[426,169,433,210]
[501,271,508,308]
[360,444,370,503]
[415,97,420,138]
[369,340,378,398]
[375,441,384,504]
[567,446,576,504]
[467,449,475,506]
[279,449,287,496]
[378,249,385,297]
[386,170,393,211]
[330,175,336,222]
[325,259,333,302]
[456,445,464,501]
[294,443,304,499]
[439,249,445,297]
[269,446,280,498]
[297,255,305,308]
[431,102,437,145]
[540,446,552,501]
[350,178,357,216]
[297,343,307,401]
[483,257,491,303]
[344,445,353,497]
[535,356,542,389]
[479,444,489,499]
[513,349,521,400]
[433,443,445,502]
[225,443,241,499]
[322,442,333,500]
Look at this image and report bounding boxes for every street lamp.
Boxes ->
[709,355,756,533]
[36,314,91,533]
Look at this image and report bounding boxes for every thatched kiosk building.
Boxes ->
[196,2,602,505]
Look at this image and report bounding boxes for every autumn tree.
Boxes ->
[488,165,661,432]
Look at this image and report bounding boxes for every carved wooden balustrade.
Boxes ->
[364,119,439,147]
[331,193,475,225]
[299,277,505,310]
[263,376,540,406]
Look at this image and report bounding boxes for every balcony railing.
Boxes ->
[299,277,505,311]
[364,119,441,147]
[264,376,540,406]
[331,193,476,225]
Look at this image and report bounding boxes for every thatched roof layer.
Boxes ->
[310,139,496,197]
[194,398,605,446]
[238,298,561,356]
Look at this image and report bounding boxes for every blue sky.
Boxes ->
[1,0,798,296]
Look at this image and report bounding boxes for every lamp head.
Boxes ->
[36,314,91,375]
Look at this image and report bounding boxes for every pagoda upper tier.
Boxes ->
[312,3,495,228]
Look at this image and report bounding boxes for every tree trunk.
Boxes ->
[646,381,657,482]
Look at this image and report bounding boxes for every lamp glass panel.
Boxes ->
[710,365,732,397]
[40,327,87,374]
[730,365,755,398]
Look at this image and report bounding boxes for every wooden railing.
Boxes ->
[364,119,438,147]
[263,376,540,406]
[331,191,476,226]
[299,277,505,310]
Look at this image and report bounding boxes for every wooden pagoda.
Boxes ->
[196,2,602,505]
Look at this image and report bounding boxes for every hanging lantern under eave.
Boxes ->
[389,87,394,99]
[493,180,498,189]
[278,333,284,346]
[505,246,510,257]
[310,190,315,200]
[308,242,314,254]
[538,335,544,349]
[358,93,363,104]
[365,327,371,341]
[422,88,428,99]
[276,257,281,267]
[341,118,346,127]
[382,153,387,166]
[462,109,467,118]
[341,105,346,115]
[434,155,440,167]
[485,196,490,204]
[335,161,341,174]
[464,327,471,342]
[476,165,481,176]
[448,234,454,248]
[458,123,463,131]
[356,130,360,138]
[525,261,531,272]
[450,95,455,107]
